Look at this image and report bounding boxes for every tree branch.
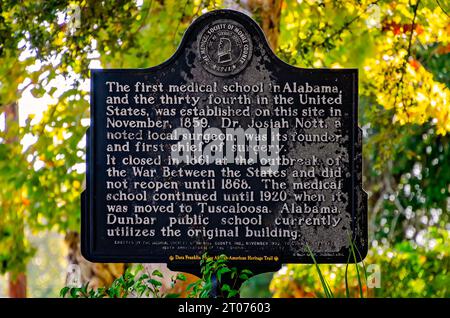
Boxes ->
[172,0,190,44]
[394,0,421,117]
[436,0,449,18]
[316,0,381,49]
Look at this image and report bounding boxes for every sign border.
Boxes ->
[81,9,368,268]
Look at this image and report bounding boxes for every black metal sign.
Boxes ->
[82,9,367,273]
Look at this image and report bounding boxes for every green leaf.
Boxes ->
[186,281,198,291]
[60,287,70,297]
[306,244,334,298]
[148,278,163,287]
[348,235,364,298]
[221,284,231,292]
[241,269,253,275]
[227,290,239,298]
[239,273,250,280]
[69,288,80,298]
[217,267,231,282]
[152,269,163,278]
[345,253,351,298]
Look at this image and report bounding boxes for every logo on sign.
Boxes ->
[198,19,253,76]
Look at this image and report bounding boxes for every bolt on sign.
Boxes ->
[82,9,367,275]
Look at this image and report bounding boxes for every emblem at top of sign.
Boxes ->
[198,19,253,77]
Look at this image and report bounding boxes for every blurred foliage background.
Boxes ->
[0,0,448,297]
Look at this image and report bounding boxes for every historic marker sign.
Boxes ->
[82,9,367,272]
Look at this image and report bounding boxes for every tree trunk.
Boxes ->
[4,102,27,298]
[65,231,126,289]
[8,273,27,298]
[4,102,18,142]
[226,0,283,50]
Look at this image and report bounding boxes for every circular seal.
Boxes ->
[198,20,253,77]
